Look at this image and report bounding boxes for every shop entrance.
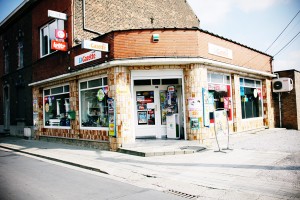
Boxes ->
[133,78,184,139]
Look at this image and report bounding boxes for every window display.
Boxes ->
[44,85,70,127]
[80,77,109,128]
[136,91,155,125]
[240,78,262,119]
[207,73,232,122]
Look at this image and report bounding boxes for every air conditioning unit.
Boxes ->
[272,78,293,93]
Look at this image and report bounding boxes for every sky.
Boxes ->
[1,0,300,72]
[187,0,300,72]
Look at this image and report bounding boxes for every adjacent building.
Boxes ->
[273,70,300,130]
[1,0,276,150]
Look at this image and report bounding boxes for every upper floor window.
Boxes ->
[17,40,24,69]
[4,49,9,74]
[40,19,64,57]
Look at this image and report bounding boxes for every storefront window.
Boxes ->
[208,73,232,122]
[240,78,263,119]
[44,85,70,127]
[80,77,109,128]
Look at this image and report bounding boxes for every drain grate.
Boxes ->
[180,146,206,152]
[165,189,199,199]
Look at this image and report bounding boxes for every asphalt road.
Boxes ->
[0,149,183,200]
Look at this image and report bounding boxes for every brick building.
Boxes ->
[0,1,34,135]
[1,0,276,150]
[273,70,300,130]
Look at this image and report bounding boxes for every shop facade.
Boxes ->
[29,29,276,150]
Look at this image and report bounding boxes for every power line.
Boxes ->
[273,30,300,57]
[265,9,300,52]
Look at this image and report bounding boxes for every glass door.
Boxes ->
[134,85,168,138]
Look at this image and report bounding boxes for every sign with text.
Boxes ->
[208,43,233,60]
[48,10,67,20]
[51,40,67,51]
[81,40,109,52]
[74,51,101,66]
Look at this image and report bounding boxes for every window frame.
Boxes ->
[17,40,24,69]
[240,77,263,120]
[40,19,63,58]
[79,76,109,130]
[4,48,9,74]
[43,84,71,129]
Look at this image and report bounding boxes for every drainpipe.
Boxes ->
[274,73,282,128]
[82,0,104,36]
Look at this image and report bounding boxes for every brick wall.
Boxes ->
[73,0,199,43]
[112,29,272,73]
[0,8,33,127]
[31,0,72,62]
[274,70,300,130]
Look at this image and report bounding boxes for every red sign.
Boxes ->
[55,29,67,39]
[51,40,67,51]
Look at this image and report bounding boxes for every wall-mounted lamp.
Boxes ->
[152,34,159,42]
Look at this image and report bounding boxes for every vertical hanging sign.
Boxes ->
[107,98,116,137]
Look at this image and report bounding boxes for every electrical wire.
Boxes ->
[273,30,300,57]
[265,9,300,52]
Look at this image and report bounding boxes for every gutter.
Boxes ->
[28,57,276,87]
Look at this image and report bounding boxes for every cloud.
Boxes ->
[273,50,300,71]
[235,0,291,13]
[187,0,233,25]
[187,0,291,25]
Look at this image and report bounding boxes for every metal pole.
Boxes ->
[279,92,282,128]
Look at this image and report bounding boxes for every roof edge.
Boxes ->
[0,0,30,27]
[29,57,275,87]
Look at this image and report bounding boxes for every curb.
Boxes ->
[0,145,109,175]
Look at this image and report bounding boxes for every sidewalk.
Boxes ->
[1,128,300,200]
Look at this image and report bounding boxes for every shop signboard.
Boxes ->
[81,40,109,52]
[208,43,233,60]
[48,10,67,20]
[107,98,116,137]
[74,51,101,66]
[51,40,67,51]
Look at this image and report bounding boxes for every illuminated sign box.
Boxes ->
[74,51,101,66]
[81,40,109,52]
[55,29,67,39]
[51,40,67,51]
[48,10,67,20]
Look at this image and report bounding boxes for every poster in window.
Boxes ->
[188,97,202,112]
[190,118,200,130]
[147,109,155,125]
[224,97,231,110]
[138,111,147,125]
[240,87,245,96]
